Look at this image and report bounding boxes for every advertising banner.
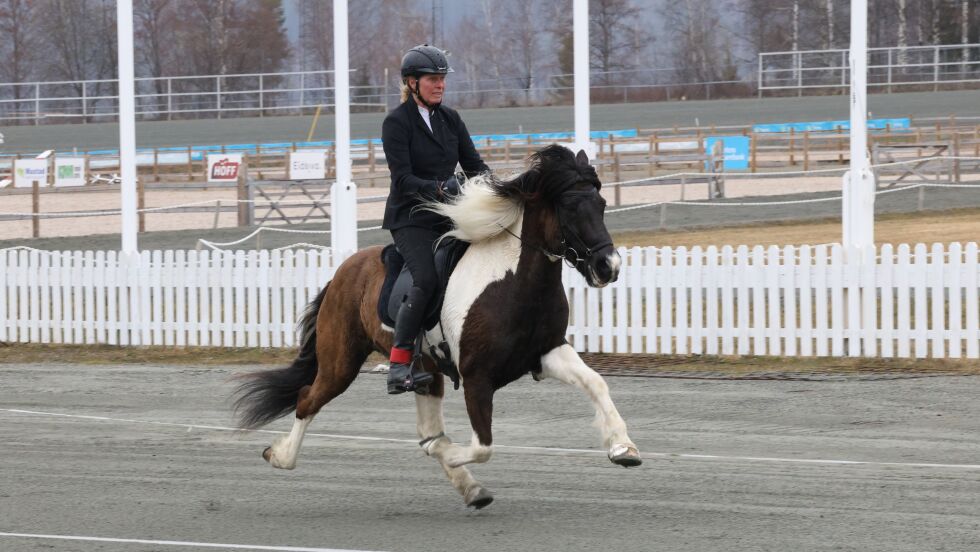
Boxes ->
[704,136,750,170]
[288,151,326,180]
[14,159,48,188]
[207,154,244,183]
[54,157,87,187]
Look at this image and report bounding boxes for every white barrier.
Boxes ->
[1,243,978,358]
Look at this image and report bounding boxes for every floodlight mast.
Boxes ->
[117,0,138,254]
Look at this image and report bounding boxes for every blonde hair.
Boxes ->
[400,80,411,103]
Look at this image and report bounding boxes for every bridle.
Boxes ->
[499,188,613,269]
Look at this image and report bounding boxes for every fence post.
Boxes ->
[803,131,810,171]
[953,129,961,183]
[789,127,796,166]
[658,203,667,229]
[614,153,621,206]
[186,146,193,182]
[153,148,160,182]
[750,132,757,173]
[238,162,249,227]
[32,181,40,238]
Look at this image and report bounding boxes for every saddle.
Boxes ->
[377,239,469,389]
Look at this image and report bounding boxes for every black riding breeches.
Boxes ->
[390,226,442,351]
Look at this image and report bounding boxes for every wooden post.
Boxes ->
[153,148,160,182]
[658,202,667,229]
[648,135,655,176]
[788,127,796,166]
[653,133,661,169]
[974,125,979,157]
[137,177,146,233]
[803,131,810,171]
[237,165,248,227]
[750,133,757,173]
[614,153,621,206]
[837,125,845,164]
[186,146,193,181]
[953,130,961,183]
[32,181,40,238]
[504,141,510,163]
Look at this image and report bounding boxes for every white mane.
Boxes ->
[424,172,522,243]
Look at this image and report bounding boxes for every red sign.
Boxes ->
[210,158,240,180]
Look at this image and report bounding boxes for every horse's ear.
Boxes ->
[575,149,590,167]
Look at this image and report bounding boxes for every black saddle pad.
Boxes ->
[377,238,469,331]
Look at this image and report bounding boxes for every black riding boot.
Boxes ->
[387,287,434,395]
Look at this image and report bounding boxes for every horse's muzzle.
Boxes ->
[589,248,621,287]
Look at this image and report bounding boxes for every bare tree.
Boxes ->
[590,0,646,85]
[0,0,40,99]
[134,0,177,98]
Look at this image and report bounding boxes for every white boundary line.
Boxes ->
[4,408,980,471]
[0,532,385,552]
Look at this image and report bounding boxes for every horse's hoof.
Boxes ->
[608,444,642,468]
[262,447,273,462]
[465,487,494,510]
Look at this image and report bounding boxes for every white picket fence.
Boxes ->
[2,243,979,358]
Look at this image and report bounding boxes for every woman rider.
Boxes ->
[381,44,489,395]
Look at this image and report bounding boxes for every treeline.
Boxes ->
[0,0,976,104]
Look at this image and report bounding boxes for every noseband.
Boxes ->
[500,188,612,269]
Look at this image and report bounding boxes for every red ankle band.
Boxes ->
[389,347,413,364]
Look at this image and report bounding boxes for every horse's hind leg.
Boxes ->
[263,350,364,470]
[416,374,494,509]
[540,344,642,467]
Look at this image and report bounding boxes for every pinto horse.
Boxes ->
[234,145,641,509]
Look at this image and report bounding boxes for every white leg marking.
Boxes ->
[436,433,493,468]
[415,394,486,499]
[540,344,635,451]
[266,415,314,470]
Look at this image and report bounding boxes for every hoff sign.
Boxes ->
[207,154,243,182]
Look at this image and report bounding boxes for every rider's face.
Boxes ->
[412,74,446,106]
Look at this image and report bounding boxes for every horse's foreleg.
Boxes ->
[263,385,316,470]
[540,344,642,467]
[424,378,494,469]
[415,384,493,509]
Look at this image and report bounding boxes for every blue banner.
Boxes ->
[704,136,750,170]
[753,118,910,133]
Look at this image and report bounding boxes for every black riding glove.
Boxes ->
[438,175,461,199]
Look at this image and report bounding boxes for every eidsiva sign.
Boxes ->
[14,159,48,188]
[704,136,750,170]
[54,157,86,187]
[207,154,243,183]
[288,151,326,180]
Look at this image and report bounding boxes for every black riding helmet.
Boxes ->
[400,44,454,78]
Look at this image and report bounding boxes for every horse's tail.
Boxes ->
[233,283,329,429]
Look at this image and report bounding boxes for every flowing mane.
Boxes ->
[425,144,601,244]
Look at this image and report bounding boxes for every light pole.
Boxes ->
[842,0,875,250]
[330,0,357,255]
[117,0,138,254]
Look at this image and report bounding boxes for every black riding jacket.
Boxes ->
[381,99,489,230]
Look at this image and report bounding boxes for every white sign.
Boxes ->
[54,157,87,187]
[288,151,326,180]
[14,159,48,188]
[207,154,243,183]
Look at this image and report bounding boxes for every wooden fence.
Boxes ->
[2,243,977,358]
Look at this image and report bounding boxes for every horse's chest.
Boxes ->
[438,241,567,379]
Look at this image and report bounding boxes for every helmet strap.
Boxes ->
[410,77,438,111]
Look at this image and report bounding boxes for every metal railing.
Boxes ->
[0,70,387,123]
[759,43,980,96]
